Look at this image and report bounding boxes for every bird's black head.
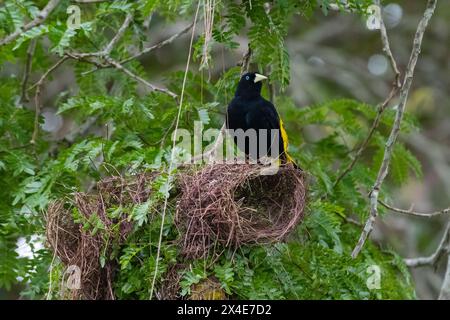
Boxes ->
[235,72,268,98]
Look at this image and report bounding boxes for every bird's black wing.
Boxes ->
[244,98,280,131]
[256,98,297,167]
[259,99,281,130]
[243,98,285,160]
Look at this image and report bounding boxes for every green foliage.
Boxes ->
[0,0,418,299]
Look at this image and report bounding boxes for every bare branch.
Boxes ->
[333,86,398,188]
[376,0,401,87]
[65,51,178,99]
[60,12,177,100]
[27,51,103,94]
[121,22,193,64]
[82,23,194,76]
[439,253,450,299]
[380,200,450,218]
[65,13,133,60]
[345,216,363,227]
[405,222,449,268]
[352,0,438,259]
[63,52,108,68]
[333,0,401,189]
[103,13,133,55]
[0,0,61,47]
[20,39,37,103]
[104,57,178,99]
[31,56,68,144]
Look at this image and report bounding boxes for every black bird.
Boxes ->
[226,72,298,168]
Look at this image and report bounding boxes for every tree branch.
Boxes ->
[333,86,398,188]
[439,253,450,299]
[120,22,194,64]
[104,56,178,99]
[376,0,401,88]
[0,0,61,47]
[62,12,178,100]
[333,0,401,189]
[31,56,68,144]
[65,51,178,99]
[352,0,438,259]
[82,23,194,76]
[405,222,449,268]
[102,13,133,55]
[380,200,450,218]
[20,39,37,103]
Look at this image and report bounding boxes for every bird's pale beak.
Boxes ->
[254,73,268,83]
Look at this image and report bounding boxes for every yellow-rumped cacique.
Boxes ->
[226,72,299,169]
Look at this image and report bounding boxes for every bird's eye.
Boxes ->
[245,75,250,80]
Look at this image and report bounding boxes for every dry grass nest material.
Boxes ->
[176,163,307,259]
[46,173,157,300]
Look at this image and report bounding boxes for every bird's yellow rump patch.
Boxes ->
[279,118,296,164]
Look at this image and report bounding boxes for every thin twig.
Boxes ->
[405,222,449,268]
[439,253,450,299]
[31,56,68,144]
[82,23,194,76]
[61,12,177,99]
[380,200,450,218]
[343,216,363,227]
[20,39,37,103]
[0,0,61,47]
[376,0,401,88]
[333,86,398,188]
[352,0,438,259]
[105,56,178,99]
[333,0,401,189]
[65,56,177,99]
[103,13,133,55]
[122,23,194,64]
[58,12,132,62]
[63,52,108,69]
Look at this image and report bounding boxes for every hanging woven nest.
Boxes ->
[176,163,307,259]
